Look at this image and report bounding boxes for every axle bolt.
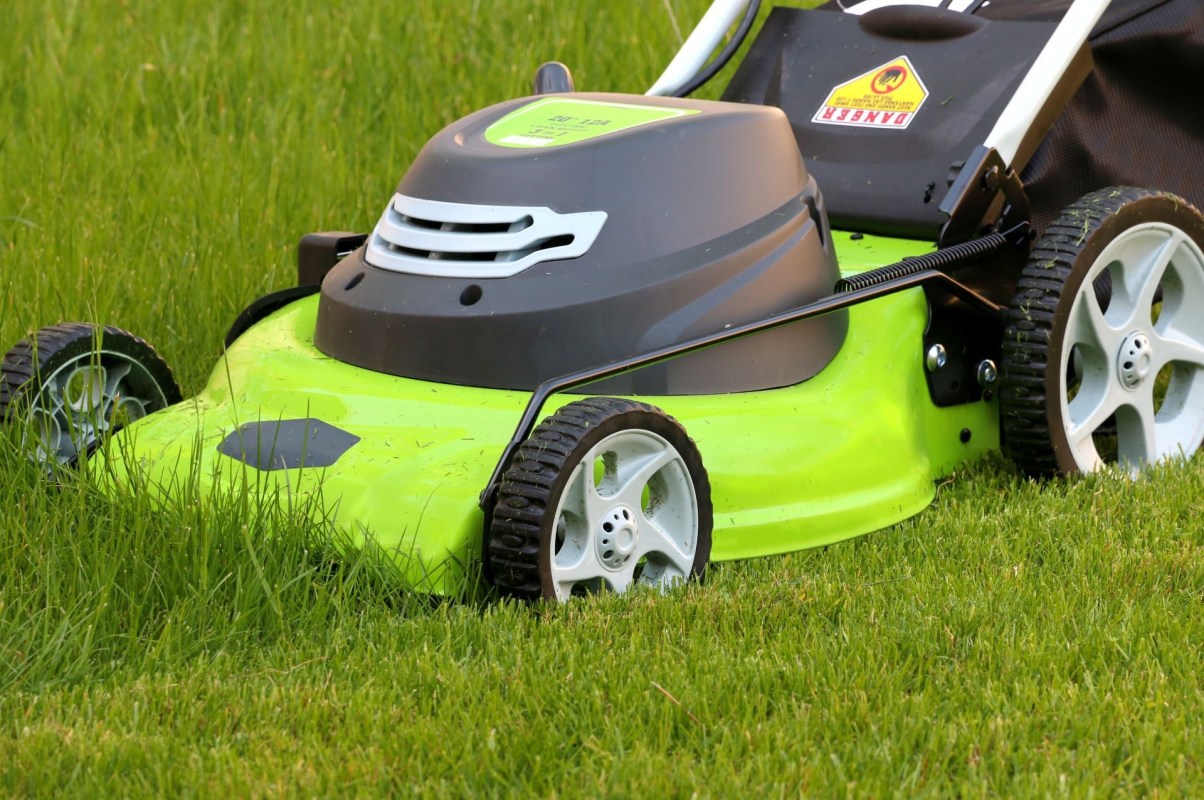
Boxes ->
[982,166,1002,192]
[926,344,947,372]
[976,359,998,387]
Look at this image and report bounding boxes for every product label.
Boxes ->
[812,56,929,130]
[485,97,699,149]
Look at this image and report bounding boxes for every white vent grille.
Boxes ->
[364,194,607,278]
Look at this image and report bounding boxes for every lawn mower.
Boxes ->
[4,0,1203,601]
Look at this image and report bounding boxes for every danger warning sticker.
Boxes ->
[812,56,929,130]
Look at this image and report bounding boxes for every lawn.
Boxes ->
[2,0,1203,796]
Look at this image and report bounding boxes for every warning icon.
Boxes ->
[813,56,929,130]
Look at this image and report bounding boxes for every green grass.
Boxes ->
[3,1,1204,796]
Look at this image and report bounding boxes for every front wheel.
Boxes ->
[487,397,712,602]
[1,323,182,466]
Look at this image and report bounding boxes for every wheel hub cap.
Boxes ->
[596,504,638,570]
[1117,331,1153,390]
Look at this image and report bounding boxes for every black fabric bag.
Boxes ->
[980,0,1204,228]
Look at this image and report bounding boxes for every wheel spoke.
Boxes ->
[100,363,134,429]
[26,408,58,460]
[1151,332,1204,373]
[1133,231,1184,324]
[608,447,676,508]
[1116,391,1158,470]
[1065,374,1122,447]
[636,515,694,576]
[103,362,132,402]
[1066,284,1118,354]
[1152,367,1204,460]
[38,381,66,416]
[60,364,107,412]
[1106,229,1181,328]
[560,462,606,524]
[552,464,608,600]
[1155,244,1204,341]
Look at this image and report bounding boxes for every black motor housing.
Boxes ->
[315,92,845,395]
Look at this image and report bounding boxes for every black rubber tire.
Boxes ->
[1000,187,1204,476]
[487,397,712,601]
[1,323,182,461]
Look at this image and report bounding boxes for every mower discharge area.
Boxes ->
[6,0,1204,601]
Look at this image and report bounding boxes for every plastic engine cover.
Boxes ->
[315,92,845,395]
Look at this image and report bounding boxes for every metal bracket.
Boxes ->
[938,145,1031,247]
[921,288,1003,407]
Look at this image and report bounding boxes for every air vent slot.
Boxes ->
[386,233,576,264]
[365,194,606,279]
[398,214,534,234]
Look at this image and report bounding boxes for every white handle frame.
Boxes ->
[835,0,986,12]
[982,0,1109,167]
[648,0,1112,172]
[646,0,751,96]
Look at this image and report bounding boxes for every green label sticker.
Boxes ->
[484,98,699,149]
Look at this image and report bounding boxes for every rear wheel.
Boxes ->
[1001,187,1204,475]
[1,323,182,466]
[488,397,712,602]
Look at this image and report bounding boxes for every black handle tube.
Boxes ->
[478,268,1006,509]
[533,62,575,94]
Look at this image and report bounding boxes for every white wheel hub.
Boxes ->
[1061,222,1204,472]
[1116,331,1153,390]
[595,504,639,570]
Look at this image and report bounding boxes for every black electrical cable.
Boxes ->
[670,0,762,98]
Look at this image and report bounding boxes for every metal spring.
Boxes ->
[835,230,1012,293]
